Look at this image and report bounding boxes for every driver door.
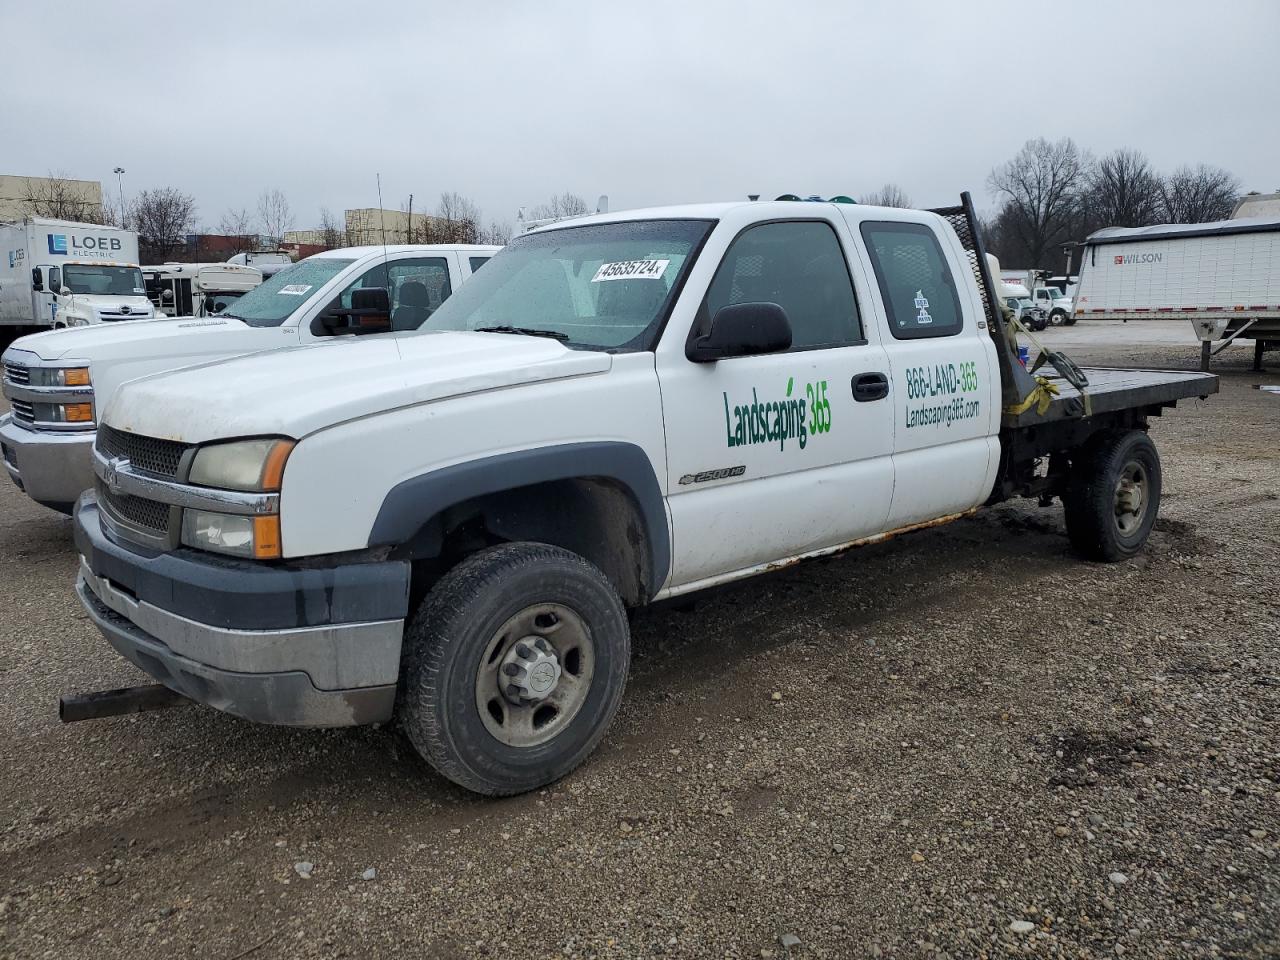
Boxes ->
[655,218,896,591]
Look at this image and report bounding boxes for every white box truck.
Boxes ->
[0,218,156,331]
[1071,216,1280,370]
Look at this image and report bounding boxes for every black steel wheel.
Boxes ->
[398,542,630,795]
[1063,430,1162,562]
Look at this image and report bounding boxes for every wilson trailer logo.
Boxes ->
[1114,252,1163,266]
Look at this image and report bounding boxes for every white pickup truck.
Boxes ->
[67,195,1216,796]
[0,243,498,512]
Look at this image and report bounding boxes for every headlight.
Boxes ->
[29,366,91,387]
[181,510,281,560]
[182,438,293,559]
[32,401,94,424]
[188,438,294,492]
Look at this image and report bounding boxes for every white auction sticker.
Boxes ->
[590,259,670,282]
[279,284,312,296]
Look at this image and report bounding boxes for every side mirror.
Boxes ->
[318,286,392,335]
[60,287,73,297]
[686,301,792,362]
[351,287,391,314]
[31,269,43,292]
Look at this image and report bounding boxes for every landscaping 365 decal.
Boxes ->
[723,376,830,451]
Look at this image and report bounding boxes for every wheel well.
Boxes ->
[402,477,653,611]
[991,414,1151,503]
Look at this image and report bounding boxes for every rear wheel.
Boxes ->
[1063,430,1161,562]
[398,542,630,795]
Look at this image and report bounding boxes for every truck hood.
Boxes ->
[100,331,613,443]
[13,315,252,361]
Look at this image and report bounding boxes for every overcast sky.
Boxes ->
[2,0,1276,232]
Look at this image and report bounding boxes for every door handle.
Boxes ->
[852,372,889,402]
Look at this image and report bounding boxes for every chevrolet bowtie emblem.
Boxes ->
[104,457,129,495]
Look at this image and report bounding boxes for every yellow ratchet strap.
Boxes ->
[1005,314,1092,417]
[1003,375,1060,416]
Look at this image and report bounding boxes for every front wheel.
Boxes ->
[1049,310,1068,326]
[1063,430,1162,562]
[398,542,630,795]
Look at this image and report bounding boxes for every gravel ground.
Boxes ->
[0,322,1276,959]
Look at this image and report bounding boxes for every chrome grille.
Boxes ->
[9,398,35,426]
[97,479,172,536]
[3,361,30,385]
[96,426,188,479]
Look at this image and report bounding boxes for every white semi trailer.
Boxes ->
[1072,216,1280,370]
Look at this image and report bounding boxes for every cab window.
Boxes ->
[699,220,862,351]
[469,256,490,273]
[859,222,963,339]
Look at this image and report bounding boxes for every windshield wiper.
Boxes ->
[474,324,569,342]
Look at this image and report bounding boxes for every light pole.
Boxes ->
[112,167,125,225]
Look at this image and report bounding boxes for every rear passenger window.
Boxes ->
[469,256,490,272]
[700,221,862,351]
[860,222,963,339]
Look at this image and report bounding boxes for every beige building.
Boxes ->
[0,174,105,222]
[344,208,441,245]
[282,229,328,246]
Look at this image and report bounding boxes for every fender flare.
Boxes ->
[367,442,670,598]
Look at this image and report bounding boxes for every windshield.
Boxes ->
[420,219,713,351]
[221,257,354,326]
[63,265,145,297]
[208,291,244,314]
[1045,286,1065,299]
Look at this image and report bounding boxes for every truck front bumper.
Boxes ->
[0,415,94,513]
[74,493,411,728]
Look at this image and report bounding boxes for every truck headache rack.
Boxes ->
[928,193,1044,411]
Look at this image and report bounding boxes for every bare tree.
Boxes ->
[318,207,345,250]
[436,191,481,243]
[1082,149,1163,231]
[22,172,106,223]
[988,137,1088,268]
[256,189,294,248]
[131,187,197,260]
[480,220,512,245]
[217,207,256,256]
[1160,164,1240,223]
[858,183,912,208]
[529,192,589,220]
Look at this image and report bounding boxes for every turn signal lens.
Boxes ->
[253,516,282,559]
[260,441,294,492]
[64,403,93,422]
[62,368,91,386]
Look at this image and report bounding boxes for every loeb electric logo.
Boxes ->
[1114,252,1163,266]
[46,233,123,255]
